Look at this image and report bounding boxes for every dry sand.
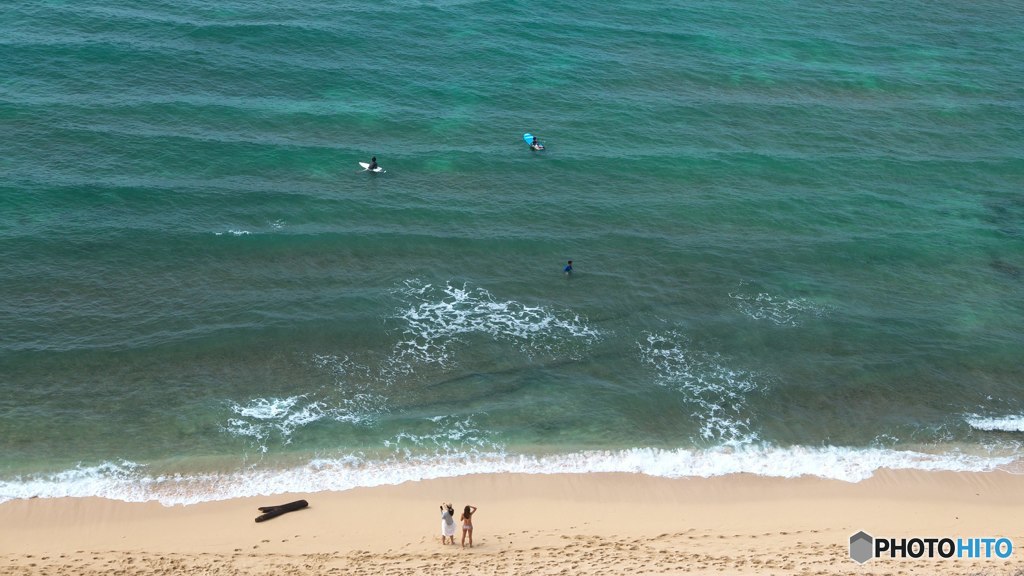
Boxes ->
[3,469,1024,575]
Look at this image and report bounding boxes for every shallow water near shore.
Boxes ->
[1,0,1022,504]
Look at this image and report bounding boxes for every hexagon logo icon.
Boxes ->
[850,531,874,564]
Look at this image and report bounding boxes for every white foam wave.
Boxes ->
[383,415,504,458]
[224,395,326,453]
[311,354,374,381]
[729,285,830,327]
[224,394,383,453]
[214,229,252,236]
[223,355,393,453]
[1,445,1015,506]
[390,281,600,368]
[639,331,766,446]
[966,415,1024,432]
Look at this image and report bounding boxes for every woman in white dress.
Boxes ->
[440,503,456,544]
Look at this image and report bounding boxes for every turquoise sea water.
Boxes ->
[1,0,1022,504]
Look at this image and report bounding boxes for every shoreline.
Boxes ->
[3,444,1019,506]
[4,469,1024,575]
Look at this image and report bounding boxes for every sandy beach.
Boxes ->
[3,469,1024,575]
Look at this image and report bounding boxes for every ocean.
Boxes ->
[1,0,1022,505]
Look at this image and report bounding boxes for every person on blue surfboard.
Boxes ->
[530,136,544,151]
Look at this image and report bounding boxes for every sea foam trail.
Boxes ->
[0,446,1015,506]
[389,280,601,369]
[966,415,1024,433]
[224,392,387,454]
[639,331,767,446]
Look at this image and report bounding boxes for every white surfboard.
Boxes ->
[359,162,385,173]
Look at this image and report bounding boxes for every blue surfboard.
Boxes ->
[524,133,544,150]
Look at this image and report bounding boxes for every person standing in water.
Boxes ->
[564,260,573,276]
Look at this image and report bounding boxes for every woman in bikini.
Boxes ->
[460,504,478,548]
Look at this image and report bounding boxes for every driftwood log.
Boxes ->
[255,499,309,523]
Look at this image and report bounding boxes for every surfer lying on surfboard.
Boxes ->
[524,133,544,150]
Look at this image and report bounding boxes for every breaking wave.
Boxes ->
[966,415,1024,433]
